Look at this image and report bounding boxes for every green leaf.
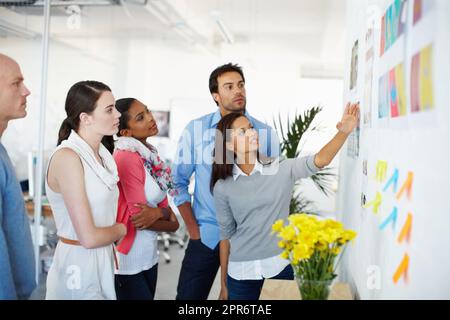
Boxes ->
[273,106,338,214]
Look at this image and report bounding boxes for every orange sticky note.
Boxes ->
[393,253,409,284]
[398,213,413,244]
[396,172,414,200]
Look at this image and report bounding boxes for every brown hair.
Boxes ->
[57,80,114,153]
[210,112,270,193]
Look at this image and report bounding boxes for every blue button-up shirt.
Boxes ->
[0,143,36,299]
[173,110,280,249]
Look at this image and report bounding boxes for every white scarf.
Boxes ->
[59,130,119,190]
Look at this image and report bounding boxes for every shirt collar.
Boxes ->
[232,161,263,181]
[211,109,252,127]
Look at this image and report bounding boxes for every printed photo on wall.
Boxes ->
[411,44,434,113]
[153,111,170,138]
[350,40,359,91]
[413,0,436,25]
[378,74,389,119]
[363,26,375,128]
[380,0,407,56]
[347,124,360,159]
[388,63,407,118]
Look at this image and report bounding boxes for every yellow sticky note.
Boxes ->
[363,191,382,214]
[395,63,407,116]
[376,161,388,183]
[420,45,434,111]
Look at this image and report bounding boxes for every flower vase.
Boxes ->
[296,278,333,300]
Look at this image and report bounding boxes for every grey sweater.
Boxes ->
[213,155,320,262]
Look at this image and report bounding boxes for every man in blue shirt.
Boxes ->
[0,53,36,299]
[173,63,279,300]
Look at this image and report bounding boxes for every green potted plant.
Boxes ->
[273,106,336,214]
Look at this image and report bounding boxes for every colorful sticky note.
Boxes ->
[380,14,386,56]
[420,45,433,111]
[413,0,423,25]
[396,172,414,201]
[376,160,388,182]
[395,64,407,116]
[398,0,407,36]
[393,253,409,284]
[389,68,399,118]
[411,52,421,113]
[363,191,382,214]
[383,168,399,193]
[379,207,398,231]
[398,213,413,244]
[386,6,393,49]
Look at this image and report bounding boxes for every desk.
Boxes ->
[260,280,353,300]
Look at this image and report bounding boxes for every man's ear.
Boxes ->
[119,128,132,137]
[212,93,220,105]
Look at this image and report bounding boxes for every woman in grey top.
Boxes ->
[211,103,360,300]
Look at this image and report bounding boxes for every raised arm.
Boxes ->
[314,102,360,168]
[50,148,126,249]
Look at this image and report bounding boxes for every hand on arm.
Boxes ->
[142,206,180,233]
[130,204,164,230]
[314,102,360,168]
[51,148,126,249]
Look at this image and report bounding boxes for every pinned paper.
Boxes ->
[396,172,414,200]
[389,68,399,118]
[395,64,407,116]
[411,53,420,113]
[378,75,389,119]
[420,45,433,111]
[379,207,398,231]
[383,168,399,193]
[375,161,388,182]
[363,191,382,214]
[398,213,413,244]
[411,45,434,113]
[393,253,409,284]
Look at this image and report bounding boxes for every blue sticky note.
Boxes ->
[379,207,398,231]
[383,168,399,193]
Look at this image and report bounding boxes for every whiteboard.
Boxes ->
[337,0,450,299]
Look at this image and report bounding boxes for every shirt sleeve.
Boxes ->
[172,122,195,207]
[0,156,36,299]
[213,182,236,240]
[267,127,281,158]
[114,151,147,215]
[291,154,321,181]
[0,170,18,299]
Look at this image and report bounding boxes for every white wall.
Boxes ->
[338,0,450,299]
[1,7,344,213]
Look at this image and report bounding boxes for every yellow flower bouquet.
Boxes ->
[272,213,357,300]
